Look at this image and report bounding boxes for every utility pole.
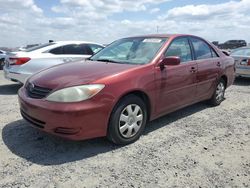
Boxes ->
[156,26,159,33]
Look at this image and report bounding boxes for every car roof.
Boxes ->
[54,41,104,46]
[124,34,198,39]
[21,41,104,54]
[8,41,104,56]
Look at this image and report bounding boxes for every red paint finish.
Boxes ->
[154,60,198,117]
[18,34,235,140]
[196,58,220,99]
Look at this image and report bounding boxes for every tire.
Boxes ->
[107,95,147,145]
[0,58,4,70]
[209,79,226,106]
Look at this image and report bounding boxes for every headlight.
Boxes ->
[46,84,105,102]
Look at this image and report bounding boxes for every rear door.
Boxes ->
[189,37,221,99]
[155,37,197,115]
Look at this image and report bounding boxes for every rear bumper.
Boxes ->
[236,66,250,77]
[3,66,31,83]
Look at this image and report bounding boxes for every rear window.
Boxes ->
[191,38,212,60]
[49,47,63,54]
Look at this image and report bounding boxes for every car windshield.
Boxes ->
[25,42,55,52]
[90,37,168,65]
[231,48,250,56]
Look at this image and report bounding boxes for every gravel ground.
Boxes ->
[0,70,249,188]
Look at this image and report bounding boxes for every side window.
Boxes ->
[191,38,212,60]
[88,44,104,54]
[49,47,63,54]
[165,37,192,63]
[81,44,94,55]
[211,48,219,58]
[63,44,83,55]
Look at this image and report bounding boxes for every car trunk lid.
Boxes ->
[232,56,250,67]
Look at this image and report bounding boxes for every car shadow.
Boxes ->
[0,83,22,95]
[2,120,118,165]
[2,102,208,166]
[233,77,250,86]
[144,102,208,135]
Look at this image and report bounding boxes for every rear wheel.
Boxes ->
[0,58,4,70]
[107,95,147,145]
[209,79,226,106]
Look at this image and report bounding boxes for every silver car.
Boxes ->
[230,47,250,78]
[4,41,104,83]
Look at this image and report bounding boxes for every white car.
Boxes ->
[4,41,104,83]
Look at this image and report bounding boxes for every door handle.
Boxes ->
[63,58,72,62]
[216,62,221,67]
[190,66,197,73]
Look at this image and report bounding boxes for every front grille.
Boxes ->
[21,110,45,128]
[26,82,52,99]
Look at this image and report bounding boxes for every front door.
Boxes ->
[155,37,197,116]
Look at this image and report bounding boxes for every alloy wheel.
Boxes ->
[215,82,225,102]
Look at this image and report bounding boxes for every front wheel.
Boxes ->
[107,95,147,145]
[209,79,226,106]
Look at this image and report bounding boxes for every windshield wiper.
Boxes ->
[95,59,122,63]
[89,58,130,64]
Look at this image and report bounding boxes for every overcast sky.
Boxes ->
[0,0,249,47]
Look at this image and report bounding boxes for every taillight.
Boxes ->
[248,59,250,66]
[9,57,30,65]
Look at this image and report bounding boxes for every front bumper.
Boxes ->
[3,66,31,83]
[18,87,112,140]
[236,66,250,78]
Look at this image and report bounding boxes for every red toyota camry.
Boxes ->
[18,34,235,144]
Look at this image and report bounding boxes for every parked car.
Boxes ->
[0,50,7,70]
[230,47,250,77]
[4,41,104,83]
[218,40,247,50]
[18,34,235,145]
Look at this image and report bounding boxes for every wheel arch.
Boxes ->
[110,90,152,122]
[106,90,151,144]
[220,75,228,87]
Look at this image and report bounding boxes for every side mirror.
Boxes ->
[159,56,181,70]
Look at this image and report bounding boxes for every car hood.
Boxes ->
[28,60,138,89]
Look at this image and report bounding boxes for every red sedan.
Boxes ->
[18,34,235,144]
